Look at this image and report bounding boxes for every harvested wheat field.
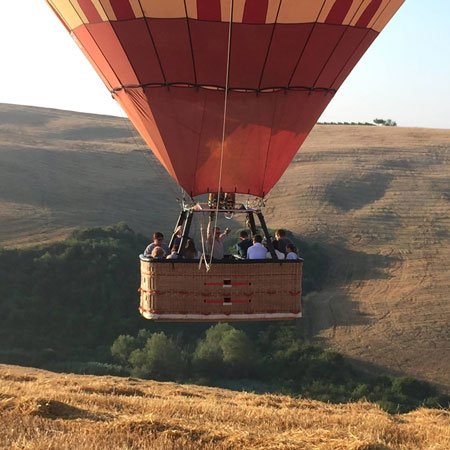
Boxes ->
[1,103,449,391]
[1,364,449,450]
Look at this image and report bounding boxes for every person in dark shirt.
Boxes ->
[275,229,293,255]
[236,230,252,258]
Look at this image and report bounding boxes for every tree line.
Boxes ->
[0,223,447,414]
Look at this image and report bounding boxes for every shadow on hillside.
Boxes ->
[325,172,394,211]
[300,243,398,338]
[0,109,55,126]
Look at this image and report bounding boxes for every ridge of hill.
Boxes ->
[1,364,449,450]
[0,103,449,390]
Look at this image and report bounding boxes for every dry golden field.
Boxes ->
[1,363,449,450]
[0,103,449,392]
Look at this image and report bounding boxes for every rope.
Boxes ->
[205,0,234,272]
[199,214,209,270]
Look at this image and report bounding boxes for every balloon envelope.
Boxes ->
[46,0,404,198]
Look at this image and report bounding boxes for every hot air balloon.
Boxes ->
[45,0,405,321]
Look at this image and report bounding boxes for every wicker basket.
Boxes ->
[139,256,302,321]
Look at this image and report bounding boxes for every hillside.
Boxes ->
[1,103,449,390]
[1,364,449,450]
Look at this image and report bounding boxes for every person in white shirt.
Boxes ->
[247,234,267,259]
[286,243,299,260]
[207,215,230,259]
[166,245,180,259]
[265,239,285,260]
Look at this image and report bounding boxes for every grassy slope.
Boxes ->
[1,103,449,390]
[1,364,449,450]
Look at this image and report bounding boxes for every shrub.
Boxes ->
[129,332,186,381]
[111,335,137,364]
[193,324,260,379]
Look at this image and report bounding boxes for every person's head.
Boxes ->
[153,232,164,244]
[170,244,179,254]
[175,225,183,237]
[239,230,248,240]
[286,243,297,254]
[253,234,263,244]
[185,238,196,251]
[151,246,166,259]
[275,229,286,239]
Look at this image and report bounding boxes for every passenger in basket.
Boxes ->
[207,215,231,259]
[166,244,180,259]
[236,230,252,258]
[286,243,299,260]
[184,238,201,259]
[173,225,183,246]
[143,232,170,257]
[275,229,293,255]
[264,239,285,260]
[247,234,267,259]
[150,246,166,259]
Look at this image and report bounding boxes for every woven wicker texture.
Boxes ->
[140,259,302,321]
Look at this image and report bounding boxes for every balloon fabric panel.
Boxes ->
[45,0,405,198]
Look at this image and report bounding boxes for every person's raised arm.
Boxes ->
[207,214,214,239]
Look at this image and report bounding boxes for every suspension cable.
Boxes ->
[204,0,234,271]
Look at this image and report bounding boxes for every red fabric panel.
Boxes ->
[260,23,314,89]
[356,0,382,28]
[229,23,272,89]
[111,19,164,84]
[189,20,228,87]
[195,91,274,194]
[114,88,176,178]
[262,90,332,195]
[147,18,195,84]
[140,86,206,194]
[110,0,136,20]
[197,0,221,21]
[331,29,377,89]
[73,26,120,90]
[315,27,369,88]
[325,0,353,25]
[85,23,139,86]
[78,0,102,22]
[290,24,345,87]
[113,84,335,197]
[243,0,268,24]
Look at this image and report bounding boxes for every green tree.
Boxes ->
[129,332,185,381]
[111,335,137,364]
[193,323,260,379]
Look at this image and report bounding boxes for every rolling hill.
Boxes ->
[1,363,449,449]
[0,102,449,391]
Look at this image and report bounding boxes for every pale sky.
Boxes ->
[1,1,449,129]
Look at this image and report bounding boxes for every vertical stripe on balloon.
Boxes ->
[77,0,102,22]
[109,0,136,20]
[243,0,268,24]
[356,0,382,27]
[197,0,222,21]
[325,0,353,24]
